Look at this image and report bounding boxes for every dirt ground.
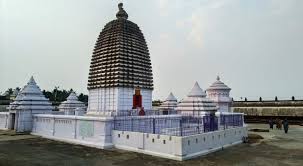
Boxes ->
[0,124,302,166]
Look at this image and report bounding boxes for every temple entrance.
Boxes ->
[9,113,16,130]
[133,88,142,109]
[133,88,145,115]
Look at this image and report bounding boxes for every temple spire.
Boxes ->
[188,82,206,97]
[216,75,220,81]
[28,76,36,85]
[116,3,128,19]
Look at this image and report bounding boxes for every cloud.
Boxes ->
[187,13,204,48]
[175,0,235,48]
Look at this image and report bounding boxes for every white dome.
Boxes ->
[207,76,231,91]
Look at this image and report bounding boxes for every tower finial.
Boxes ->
[29,76,36,85]
[116,3,128,19]
[216,75,220,81]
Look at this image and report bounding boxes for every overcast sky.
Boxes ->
[1,0,303,101]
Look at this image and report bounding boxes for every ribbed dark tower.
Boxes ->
[87,3,153,114]
[88,3,153,90]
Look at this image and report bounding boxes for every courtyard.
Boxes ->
[0,124,302,166]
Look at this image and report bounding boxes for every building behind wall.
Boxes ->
[87,3,153,115]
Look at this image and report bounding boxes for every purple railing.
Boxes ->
[112,113,239,136]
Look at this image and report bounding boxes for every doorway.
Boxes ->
[9,113,16,130]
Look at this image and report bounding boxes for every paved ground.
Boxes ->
[0,124,302,166]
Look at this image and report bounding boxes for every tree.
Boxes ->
[259,97,262,102]
[4,88,13,96]
[275,96,278,101]
[152,100,162,107]
[78,93,88,103]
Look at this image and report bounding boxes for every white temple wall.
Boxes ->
[32,115,114,149]
[207,90,232,113]
[0,112,9,130]
[217,103,230,113]
[14,110,52,132]
[112,127,247,161]
[88,87,152,114]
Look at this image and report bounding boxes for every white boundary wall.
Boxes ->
[112,127,247,161]
[31,114,114,149]
[31,113,247,161]
[0,112,9,130]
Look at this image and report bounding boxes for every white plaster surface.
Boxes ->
[0,112,9,130]
[87,87,152,115]
[32,114,114,149]
[112,127,247,161]
[30,113,246,161]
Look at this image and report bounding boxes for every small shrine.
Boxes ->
[176,82,218,115]
[58,92,86,115]
[159,92,178,114]
[206,76,232,112]
[7,76,53,132]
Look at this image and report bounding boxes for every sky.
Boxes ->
[1,0,303,101]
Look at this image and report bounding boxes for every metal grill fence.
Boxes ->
[113,113,244,136]
[220,114,243,129]
[113,110,178,116]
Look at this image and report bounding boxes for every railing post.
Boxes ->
[180,119,183,136]
[152,118,155,134]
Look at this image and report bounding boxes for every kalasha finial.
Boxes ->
[216,75,220,81]
[116,3,128,19]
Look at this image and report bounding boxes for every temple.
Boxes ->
[177,82,218,115]
[206,76,232,112]
[0,3,247,161]
[58,92,86,115]
[158,92,178,114]
[6,76,53,132]
[87,3,153,115]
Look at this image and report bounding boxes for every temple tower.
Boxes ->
[159,92,178,114]
[206,76,232,112]
[87,3,153,115]
[7,76,53,132]
[58,92,86,115]
[176,82,218,116]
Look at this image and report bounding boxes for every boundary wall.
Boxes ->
[31,114,113,149]
[112,126,247,161]
[30,113,246,161]
[0,112,9,130]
